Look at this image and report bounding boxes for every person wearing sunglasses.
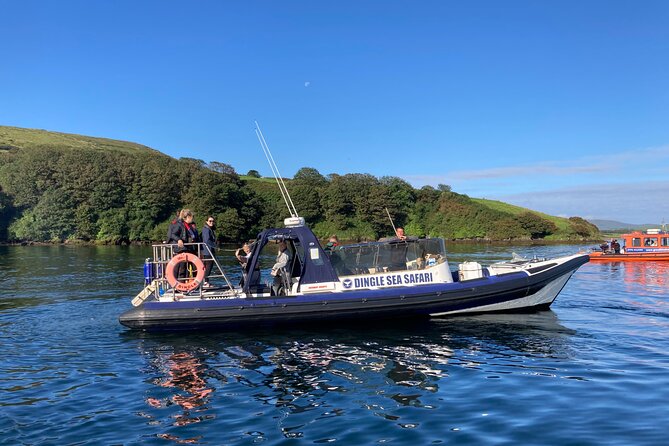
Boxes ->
[201,216,217,288]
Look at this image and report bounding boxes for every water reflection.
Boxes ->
[129,311,575,443]
[622,261,669,288]
[587,261,669,300]
[141,347,227,443]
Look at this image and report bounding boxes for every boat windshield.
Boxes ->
[330,238,447,276]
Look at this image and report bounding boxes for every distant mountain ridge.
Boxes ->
[588,219,663,231]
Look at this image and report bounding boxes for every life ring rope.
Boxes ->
[165,252,206,292]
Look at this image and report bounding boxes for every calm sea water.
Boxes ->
[2,244,669,445]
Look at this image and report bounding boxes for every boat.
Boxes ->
[119,216,589,331]
[119,123,589,331]
[589,228,669,261]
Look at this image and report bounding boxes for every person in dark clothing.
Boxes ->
[166,209,187,252]
[166,209,198,281]
[182,210,199,252]
[201,216,217,287]
[166,209,187,281]
[324,235,340,253]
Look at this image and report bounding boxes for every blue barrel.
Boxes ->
[143,258,154,285]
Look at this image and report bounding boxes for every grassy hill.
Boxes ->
[0,125,161,155]
[238,175,279,183]
[473,198,572,233]
[0,125,600,243]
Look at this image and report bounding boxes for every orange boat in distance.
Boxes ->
[590,227,669,261]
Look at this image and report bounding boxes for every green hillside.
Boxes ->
[0,125,600,244]
[0,125,161,155]
[472,198,577,238]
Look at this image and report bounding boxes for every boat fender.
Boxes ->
[165,253,205,292]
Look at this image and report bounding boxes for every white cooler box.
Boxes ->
[458,261,484,281]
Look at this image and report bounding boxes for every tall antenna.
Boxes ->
[385,207,398,234]
[254,121,299,218]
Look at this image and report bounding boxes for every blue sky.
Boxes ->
[1,1,667,224]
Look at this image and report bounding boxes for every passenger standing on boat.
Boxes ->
[166,209,187,249]
[379,227,411,243]
[236,242,257,286]
[612,239,621,254]
[387,228,413,271]
[201,216,216,288]
[324,235,340,253]
[166,209,189,279]
[183,211,199,253]
[165,210,183,244]
[236,243,249,284]
[395,227,407,240]
[271,241,291,295]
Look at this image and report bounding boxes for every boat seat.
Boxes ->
[270,269,292,296]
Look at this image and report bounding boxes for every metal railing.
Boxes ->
[147,242,237,299]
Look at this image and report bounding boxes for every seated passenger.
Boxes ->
[416,256,425,270]
[271,241,291,295]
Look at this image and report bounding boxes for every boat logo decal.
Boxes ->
[342,272,434,289]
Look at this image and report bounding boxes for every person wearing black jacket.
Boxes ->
[166,209,187,253]
[166,209,198,280]
[201,216,217,287]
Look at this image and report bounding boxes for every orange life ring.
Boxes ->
[165,252,205,292]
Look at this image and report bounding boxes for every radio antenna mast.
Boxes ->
[385,207,398,234]
[254,121,299,218]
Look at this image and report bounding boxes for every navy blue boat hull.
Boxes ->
[119,255,588,331]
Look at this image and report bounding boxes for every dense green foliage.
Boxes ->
[0,125,600,243]
[0,126,263,243]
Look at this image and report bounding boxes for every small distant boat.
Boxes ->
[590,228,669,261]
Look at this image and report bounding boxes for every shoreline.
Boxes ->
[0,237,604,247]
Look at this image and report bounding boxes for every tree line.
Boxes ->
[0,146,599,244]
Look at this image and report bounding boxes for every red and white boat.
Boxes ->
[590,228,669,261]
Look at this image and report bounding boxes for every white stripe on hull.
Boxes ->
[429,271,574,316]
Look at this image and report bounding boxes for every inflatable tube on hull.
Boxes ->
[119,255,590,331]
